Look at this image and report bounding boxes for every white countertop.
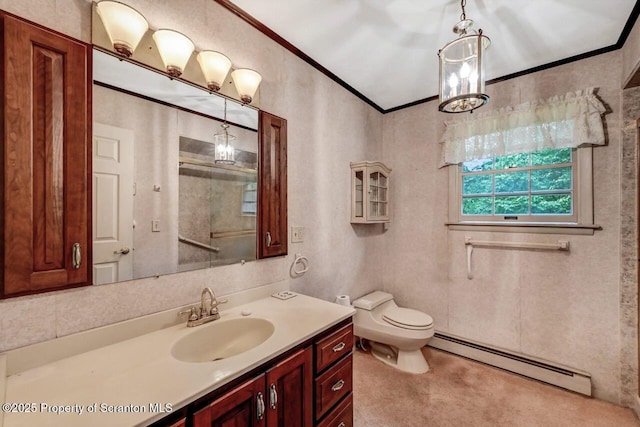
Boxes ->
[1,292,355,426]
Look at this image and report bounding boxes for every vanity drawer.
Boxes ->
[317,393,353,427]
[315,355,353,419]
[315,324,353,373]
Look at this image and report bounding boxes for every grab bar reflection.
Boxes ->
[178,234,220,253]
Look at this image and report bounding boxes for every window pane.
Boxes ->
[463,158,493,172]
[462,197,492,215]
[495,153,529,170]
[463,174,492,195]
[495,196,529,215]
[531,148,571,166]
[532,194,572,214]
[379,188,387,202]
[531,167,572,191]
[495,171,529,193]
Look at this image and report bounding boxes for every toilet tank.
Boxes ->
[353,291,394,311]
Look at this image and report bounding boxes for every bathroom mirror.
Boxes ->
[92,49,259,284]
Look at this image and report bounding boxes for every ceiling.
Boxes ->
[227,0,639,112]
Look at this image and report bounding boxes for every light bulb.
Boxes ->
[459,62,471,78]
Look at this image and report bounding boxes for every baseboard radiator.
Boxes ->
[429,332,592,396]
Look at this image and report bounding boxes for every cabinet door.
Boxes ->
[366,168,389,222]
[193,375,266,427]
[258,111,287,258]
[1,13,91,298]
[266,347,313,427]
[351,167,365,223]
[167,418,187,427]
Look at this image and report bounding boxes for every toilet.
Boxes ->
[353,291,434,374]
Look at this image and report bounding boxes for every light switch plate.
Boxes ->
[291,226,304,243]
[152,220,160,232]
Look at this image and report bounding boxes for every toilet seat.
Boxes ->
[382,307,433,330]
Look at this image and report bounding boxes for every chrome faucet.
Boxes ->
[201,287,216,317]
[179,287,228,327]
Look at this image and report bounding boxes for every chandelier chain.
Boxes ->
[460,0,467,21]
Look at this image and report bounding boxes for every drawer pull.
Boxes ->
[72,243,82,269]
[257,392,265,420]
[332,342,346,352]
[331,379,345,392]
[338,423,346,427]
[269,383,278,410]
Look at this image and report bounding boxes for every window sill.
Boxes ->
[445,222,602,235]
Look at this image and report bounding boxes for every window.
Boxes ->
[442,88,604,234]
[448,147,596,233]
[461,147,574,220]
[241,182,257,216]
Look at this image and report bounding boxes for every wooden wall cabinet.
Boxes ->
[258,111,287,258]
[0,13,91,298]
[350,161,391,224]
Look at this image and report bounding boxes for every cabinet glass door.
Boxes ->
[368,171,388,219]
[354,170,364,219]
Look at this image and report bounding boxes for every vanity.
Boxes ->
[0,285,355,426]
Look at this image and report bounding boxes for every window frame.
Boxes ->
[241,182,257,217]
[447,147,599,235]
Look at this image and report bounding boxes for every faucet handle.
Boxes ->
[209,298,228,315]
[178,306,198,321]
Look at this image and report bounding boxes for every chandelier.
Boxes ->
[214,99,236,165]
[438,0,490,113]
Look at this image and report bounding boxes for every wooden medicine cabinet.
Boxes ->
[0,12,92,298]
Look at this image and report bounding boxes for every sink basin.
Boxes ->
[171,317,275,363]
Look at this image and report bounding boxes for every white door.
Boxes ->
[93,123,134,285]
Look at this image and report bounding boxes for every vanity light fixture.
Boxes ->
[214,99,236,165]
[197,51,232,92]
[231,68,262,104]
[438,0,490,113]
[95,0,148,58]
[152,29,195,78]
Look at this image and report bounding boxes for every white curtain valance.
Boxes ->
[439,88,606,167]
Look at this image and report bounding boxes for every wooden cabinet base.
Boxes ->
[317,393,353,427]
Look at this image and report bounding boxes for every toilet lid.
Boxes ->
[382,307,433,330]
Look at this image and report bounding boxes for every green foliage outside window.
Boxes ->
[461,148,573,217]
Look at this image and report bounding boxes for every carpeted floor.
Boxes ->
[353,347,640,427]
